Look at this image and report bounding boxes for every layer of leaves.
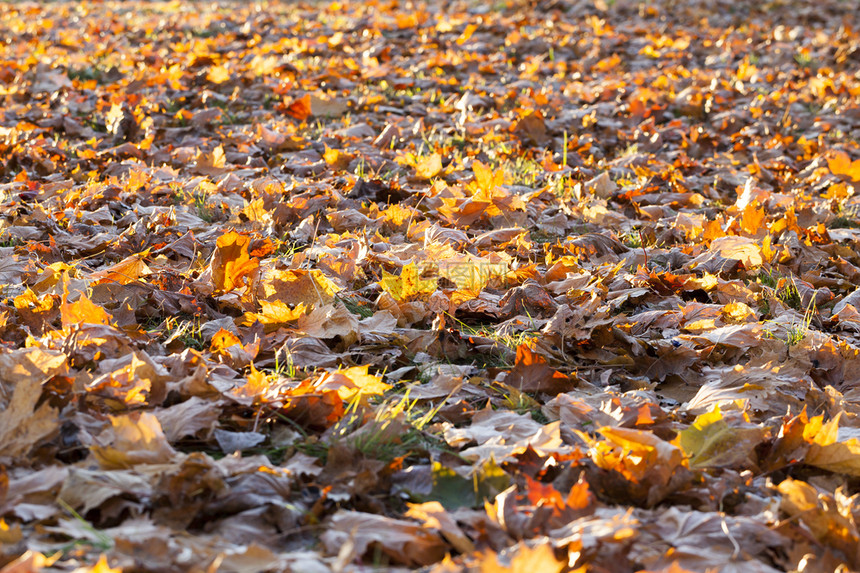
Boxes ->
[0,0,858,571]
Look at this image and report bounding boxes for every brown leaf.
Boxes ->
[0,376,58,459]
[90,412,178,469]
[321,510,448,566]
[505,344,571,394]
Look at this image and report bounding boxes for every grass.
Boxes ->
[760,277,817,348]
[505,155,544,187]
[0,234,20,248]
[493,381,549,423]
[341,298,374,318]
[620,229,644,249]
[442,312,539,368]
[67,66,106,84]
[756,268,803,311]
[325,391,451,463]
[529,230,555,244]
[831,216,859,229]
[151,316,206,350]
[169,183,216,222]
[271,351,299,379]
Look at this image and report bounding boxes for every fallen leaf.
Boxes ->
[380,263,437,302]
[211,231,259,294]
[675,405,767,469]
[0,376,58,459]
[91,412,178,469]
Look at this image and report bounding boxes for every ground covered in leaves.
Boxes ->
[0,0,859,571]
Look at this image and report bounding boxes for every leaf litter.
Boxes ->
[0,0,858,571]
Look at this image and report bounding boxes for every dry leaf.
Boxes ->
[0,376,58,459]
[90,412,178,469]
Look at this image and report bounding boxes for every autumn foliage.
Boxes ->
[0,0,859,571]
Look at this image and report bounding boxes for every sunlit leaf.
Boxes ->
[379,263,437,302]
[675,405,766,469]
[211,231,259,293]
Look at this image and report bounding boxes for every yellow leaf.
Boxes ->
[31,262,76,294]
[194,144,226,176]
[675,405,766,468]
[478,542,565,573]
[379,263,437,302]
[0,518,21,544]
[206,64,231,84]
[258,268,340,307]
[210,328,243,354]
[778,478,860,559]
[90,252,151,285]
[805,414,860,476]
[323,145,353,170]
[594,426,684,484]
[0,551,60,573]
[233,364,270,403]
[721,301,755,323]
[415,153,443,180]
[243,300,308,332]
[72,555,122,573]
[317,365,390,400]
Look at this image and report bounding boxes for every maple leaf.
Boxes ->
[828,150,860,181]
[0,551,59,573]
[472,159,505,192]
[675,405,767,469]
[321,510,448,566]
[242,300,308,331]
[285,94,312,120]
[193,144,227,176]
[315,365,390,400]
[90,412,178,469]
[778,478,860,566]
[415,153,443,180]
[257,268,340,308]
[505,344,571,394]
[380,263,437,302]
[89,252,151,285]
[405,501,475,554]
[803,412,860,476]
[211,231,260,294]
[70,555,122,573]
[0,375,59,459]
[476,543,566,573]
[61,293,112,328]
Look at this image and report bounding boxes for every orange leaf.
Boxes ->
[472,160,503,193]
[61,294,112,328]
[828,150,860,181]
[90,252,151,285]
[210,328,243,354]
[739,202,766,236]
[211,231,259,293]
[456,23,478,45]
[286,94,312,120]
